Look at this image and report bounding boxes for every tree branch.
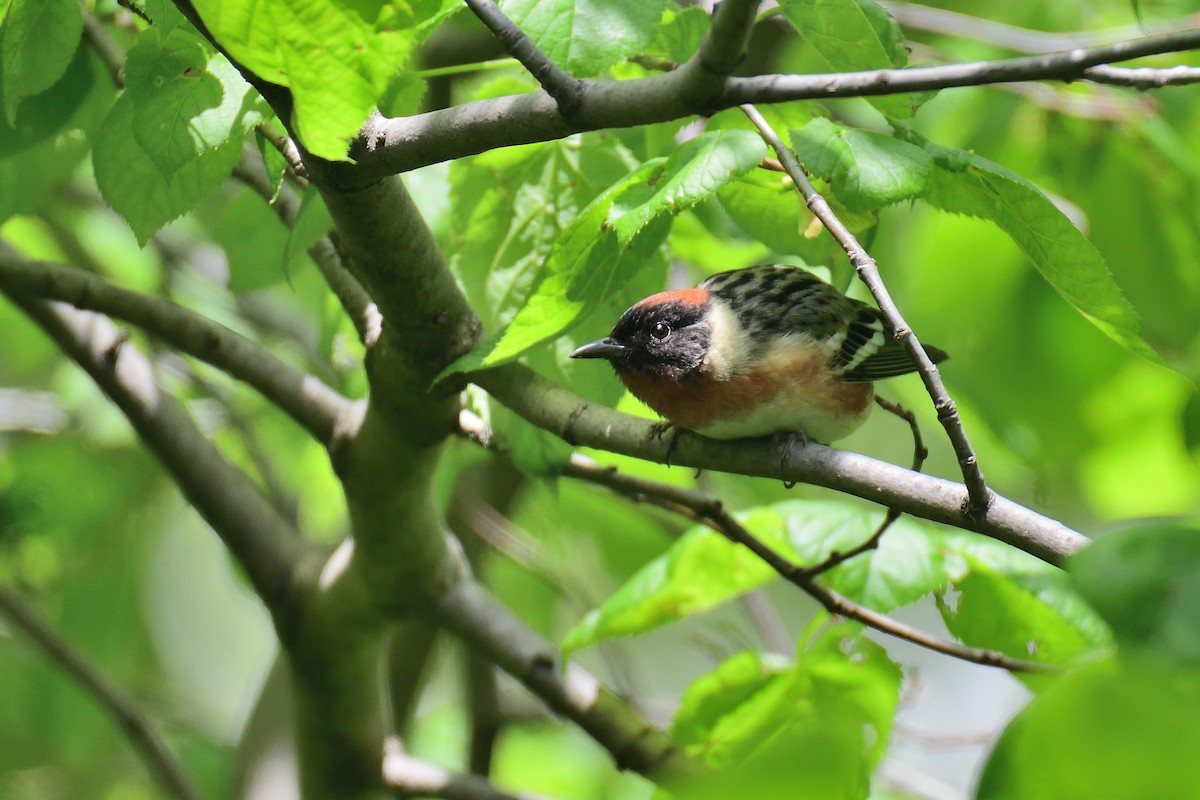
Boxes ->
[435,579,695,780]
[0,587,202,800]
[464,0,584,114]
[560,457,1051,673]
[0,250,349,446]
[351,27,1200,182]
[687,0,762,83]
[739,103,991,517]
[0,294,316,622]
[475,365,1088,567]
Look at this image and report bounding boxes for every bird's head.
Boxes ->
[570,288,715,381]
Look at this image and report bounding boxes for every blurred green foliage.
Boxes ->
[1,0,1200,798]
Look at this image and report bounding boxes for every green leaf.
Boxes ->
[449,130,639,333]
[921,144,1157,362]
[611,129,768,245]
[142,0,189,35]
[0,44,101,159]
[497,0,665,77]
[0,130,89,225]
[671,626,901,800]
[790,119,932,213]
[937,561,1108,676]
[651,5,711,65]
[284,185,334,274]
[94,93,245,244]
[561,500,942,655]
[190,0,448,159]
[777,0,921,119]
[978,659,1200,800]
[0,0,82,124]
[254,129,288,202]
[125,29,265,179]
[443,158,670,374]
[215,190,292,293]
[672,650,804,768]
[1070,519,1200,667]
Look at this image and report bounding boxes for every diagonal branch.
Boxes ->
[475,364,1088,567]
[0,587,202,800]
[0,293,316,617]
[560,457,1051,673]
[435,579,695,781]
[740,102,991,517]
[0,250,349,446]
[351,27,1200,181]
[464,0,584,114]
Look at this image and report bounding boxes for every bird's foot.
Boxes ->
[773,429,808,488]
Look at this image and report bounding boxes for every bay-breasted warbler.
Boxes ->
[571,264,948,444]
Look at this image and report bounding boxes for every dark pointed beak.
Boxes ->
[570,338,628,360]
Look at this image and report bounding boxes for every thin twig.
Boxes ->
[463,0,584,114]
[81,9,126,87]
[560,458,1052,673]
[796,397,929,578]
[738,103,992,517]
[0,587,202,800]
[1083,63,1200,88]
[255,121,309,183]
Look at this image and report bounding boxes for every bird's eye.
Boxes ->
[650,321,672,340]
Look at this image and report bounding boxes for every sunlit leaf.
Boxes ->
[790,119,932,212]
[94,94,244,243]
[920,140,1158,363]
[611,129,768,244]
[498,0,665,77]
[124,29,265,179]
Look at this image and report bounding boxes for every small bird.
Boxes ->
[570,264,948,444]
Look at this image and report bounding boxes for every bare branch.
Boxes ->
[350,27,1200,179]
[351,27,1200,181]
[435,579,695,780]
[560,458,1052,673]
[464,0,584,114]
[739,103,991,517]
[0,587,201,800]
[0,251,349,445]
[1083,63,1200,88]
[81,9,126,87]
[475,365,1088,567]
[0,294,314,614]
